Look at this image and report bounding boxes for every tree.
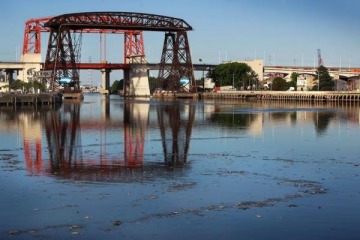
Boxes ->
[313,65,334,91]
[272,77,288,91]
[111,79,123,94]
[210,62,258,89]
[289,72,298,90]
[7,79,46,93]
[148,77,158,93]
[31,81,46,92]
[9,80,26,91]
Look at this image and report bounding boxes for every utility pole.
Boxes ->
[232,73,234,89]
[199,59,205,92]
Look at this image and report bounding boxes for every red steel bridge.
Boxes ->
[23,12,197,95]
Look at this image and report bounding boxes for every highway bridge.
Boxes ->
[1,60,359,83]
[265,65,360,79]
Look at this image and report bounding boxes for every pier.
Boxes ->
[152,92,198,99]
[0,93,62,107]
[202,91,360,102]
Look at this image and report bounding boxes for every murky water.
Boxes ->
[0,94,359,239]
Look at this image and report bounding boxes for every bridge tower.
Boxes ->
[19,18,49,83]
[157,31,196,93]
[44,28,82,92]
[123,31,150,97]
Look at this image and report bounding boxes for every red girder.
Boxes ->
[23,17,51,54]
[23,16,144,57]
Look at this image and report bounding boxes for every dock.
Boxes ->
[63,92,84,100]
[201,91,360,102]
[152,92,198,99]
[0,93,62,107]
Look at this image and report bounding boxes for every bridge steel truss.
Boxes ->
[23,16,144,60]
[39,11,196,93]
[157,31,196,92]
[23,15,146,91]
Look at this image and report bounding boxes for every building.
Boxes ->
[225,59,264,81]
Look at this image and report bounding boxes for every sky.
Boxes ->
[1,0,360,82]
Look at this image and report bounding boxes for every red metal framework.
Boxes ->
[23,16,145,59]
[23,17,51,54]
[37,11,194,93]
[45,27,81,91]
[157,31,196,92]
[124,31,145,63]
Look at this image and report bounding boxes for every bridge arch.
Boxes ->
[44,11,196,94]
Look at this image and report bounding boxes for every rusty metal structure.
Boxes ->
[35,11,196,93]
[23,17,50,54]
[23,16,144,60]
[23,15,145,91]
[157,31,196,92]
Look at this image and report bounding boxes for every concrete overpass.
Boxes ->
[0,59,216,86]
[1,58,360,92]
[264,65,360,79]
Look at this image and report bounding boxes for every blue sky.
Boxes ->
[1,0,360,81]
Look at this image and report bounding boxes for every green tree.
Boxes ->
[289,72,298,90]
[30,81,46,92]
[272,77,288,91]
[313,66,334,91]
[111,79,123,94]
[210,62,258,89]
[9,80,26,91]
[148,76,158,93]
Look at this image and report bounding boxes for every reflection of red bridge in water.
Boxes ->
[23,102,195,181]
[23,119,141,175]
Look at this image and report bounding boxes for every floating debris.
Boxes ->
[113,220,122,226]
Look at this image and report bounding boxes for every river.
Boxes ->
[0,94,359,239]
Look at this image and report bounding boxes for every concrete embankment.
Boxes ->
[202,91,360,102]
[0,93,63,107]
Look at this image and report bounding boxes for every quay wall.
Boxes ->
[0,93,62,107]
[202,91,360,102]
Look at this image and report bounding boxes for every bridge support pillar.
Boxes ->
[123,56,150,97]
[18,53,42,83]
[101,69,111,94]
